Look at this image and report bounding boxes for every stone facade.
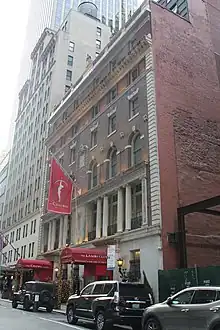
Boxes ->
[41,3,163,299]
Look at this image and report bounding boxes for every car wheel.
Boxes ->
[66,305,78,325]
[23,298,30,311]
[145,318,161,330]
[214,326,220,330]
[46,306,53,313]
[95,310,110,330]
[12,300,18,309]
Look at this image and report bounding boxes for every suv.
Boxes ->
[11,281,56,313]
[142,286,220,330]
[66,280,153,330]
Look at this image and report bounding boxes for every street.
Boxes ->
[0,300,94,330]
[0,300,131,330]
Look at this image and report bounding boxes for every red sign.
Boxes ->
[47,158,73,214]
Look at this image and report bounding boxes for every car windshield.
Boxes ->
[119,283,150,297]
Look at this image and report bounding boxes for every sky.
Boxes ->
[0,0,30,156]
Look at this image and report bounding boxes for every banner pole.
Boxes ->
[48,150,75,183]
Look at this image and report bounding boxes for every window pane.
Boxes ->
[191,290,217,304]
[172,290,194,304]
[93,284,104,294]
[81,284,94,295]
[103,283,114,294]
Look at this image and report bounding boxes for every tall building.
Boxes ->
[0,153,9,228]
[7,0,138,151]
[18,0,138,91]
[1,7,110,267]
[41,0,220,301]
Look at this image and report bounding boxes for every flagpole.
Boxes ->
[48,150,75,183]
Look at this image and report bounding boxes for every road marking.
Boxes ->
[38,317,84,329]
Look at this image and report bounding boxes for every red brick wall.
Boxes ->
[151,1,220,269]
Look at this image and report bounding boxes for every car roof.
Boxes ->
[88,281,117,285]
[25,281,53,285]
[178,286,220,292]
[87,281,145,286]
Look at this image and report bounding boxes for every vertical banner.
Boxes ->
[47,158,73,214]
[107,245,116,270]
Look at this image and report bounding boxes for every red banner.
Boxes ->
[47,158,73,214]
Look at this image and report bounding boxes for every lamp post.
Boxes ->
[117,258,128,282]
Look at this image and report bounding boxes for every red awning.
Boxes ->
[61,247,107,264]
[16,259,52,270]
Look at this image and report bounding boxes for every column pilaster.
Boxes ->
[59,217,64,248]
[117,188,124,232]
[102,196,109,237]
[142,177,148,225]
[48,221,52,251]
[125,185,132,230]
[62,215,68,246]
[51,220,56,251]
[96,198,102,238]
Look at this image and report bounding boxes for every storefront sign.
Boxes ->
[107,245,116,270]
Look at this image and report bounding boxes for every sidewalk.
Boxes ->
[0,298,66,314]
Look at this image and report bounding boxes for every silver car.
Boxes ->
[142,286,220,330]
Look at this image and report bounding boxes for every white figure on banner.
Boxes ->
[56,180,65,202]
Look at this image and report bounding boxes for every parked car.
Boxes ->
[66,280,153,330]
[142,286,220,330]
[11,281,56,313]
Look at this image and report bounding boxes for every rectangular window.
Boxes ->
[67,55,73,66]
[96,39,101,50]
[69,41,75,52]
[33,219,36,233]
[129,96,139,118]
[66,70,72,81]
[108,113,116,134]
[91,129,97,148]
[91,104,99,119]
[70,148,76,164]
[108,86,117,103]
[28,243,31,258]
[31,242,34,257]
[97,27,101,37]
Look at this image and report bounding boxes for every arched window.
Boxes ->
[110,149,117,177]
[106,147,117,179]
[133,133,142,165]
[88,161,98,189]
[92,163,98,187]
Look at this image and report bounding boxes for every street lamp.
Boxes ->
[117,258,128,282]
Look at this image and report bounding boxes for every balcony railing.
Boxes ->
[88,230,96,241]
[131,216,142,230]
[107,223,117,236]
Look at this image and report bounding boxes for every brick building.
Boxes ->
[41,0,220,299]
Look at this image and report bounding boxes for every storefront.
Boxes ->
[15,259,53,287]
[60,247,112,286]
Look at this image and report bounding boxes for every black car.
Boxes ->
[66,280,153,330]
[12,281,56,313]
